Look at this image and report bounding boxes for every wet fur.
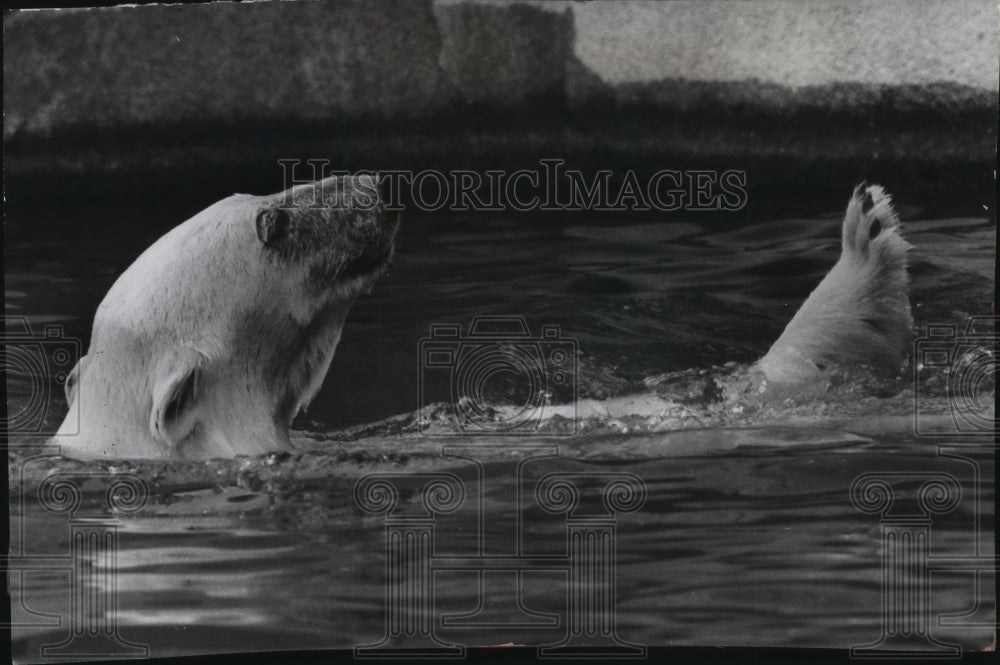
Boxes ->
[756,183,912,383]
[52,175,396,460]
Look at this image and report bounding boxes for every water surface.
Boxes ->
[6,198,995,658]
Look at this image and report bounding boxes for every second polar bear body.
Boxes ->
[756,183,912,384]
[540,183,913,423]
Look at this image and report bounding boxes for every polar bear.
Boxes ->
[536,182,912,425]
[53,179,907,458]
[52,174,397,460]
[755,182,912,384]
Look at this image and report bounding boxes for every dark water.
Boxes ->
[6,196,996,659]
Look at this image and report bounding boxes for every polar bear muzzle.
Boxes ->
[253,175,397,284]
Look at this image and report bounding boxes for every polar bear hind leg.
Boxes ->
[755,183,913,384]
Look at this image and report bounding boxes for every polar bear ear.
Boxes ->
[150,347,204,452]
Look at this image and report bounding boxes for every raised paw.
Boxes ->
[755,182,913,385]
[842,182,902,257]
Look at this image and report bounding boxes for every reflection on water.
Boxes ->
[6,200,996,658]
[9,437,996,656]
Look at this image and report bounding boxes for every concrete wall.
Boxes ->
[4,0,454,138]
[437,2,573,108]
[5,0,584,138]
[7,0,996,137]
[566,0,997,88]
[3,0,996,202]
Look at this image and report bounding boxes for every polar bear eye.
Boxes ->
[256,208,289,246]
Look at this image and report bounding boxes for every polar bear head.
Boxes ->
[55,174,398,460]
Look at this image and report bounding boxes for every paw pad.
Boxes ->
[862,190,874,213]
[842,182,903,256]
[868,217,881,239]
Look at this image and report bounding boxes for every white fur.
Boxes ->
[52,175,392,460]
[756,183,912,383]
